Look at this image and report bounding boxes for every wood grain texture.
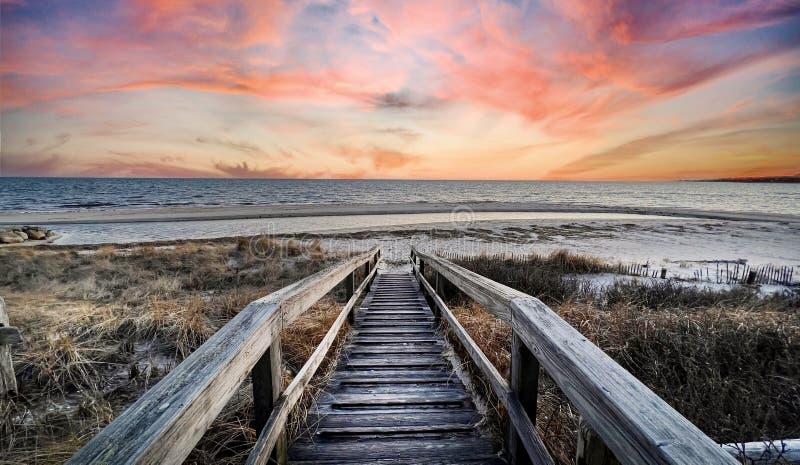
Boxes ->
[68,247,379,465]
[288,273,506,464]
[412,247,738,465]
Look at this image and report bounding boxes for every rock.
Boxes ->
[27,229,46,240]
[13,231,28,240]
[0,233,23,244]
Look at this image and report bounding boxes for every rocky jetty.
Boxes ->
[0,226,55,245]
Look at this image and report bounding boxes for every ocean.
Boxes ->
[1,177,799,216]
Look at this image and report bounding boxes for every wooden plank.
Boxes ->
[355,330,435,336]
[360,313,430,318]
[245,255,381,465]
[360,315,434,320]
[290,437,498,461]
[329,392,467,408]
[412,247,738,465]
[348,346,442,355]
[316,424,477,435]
[311,411,481,428]
[338,376,453,384]
[336,369,453,379]
[351,337,440,344]
[358,321,433,327]
[336,378,462,389]
[69,247,380,465]
[346,358,446,368]
[291,458,505,465]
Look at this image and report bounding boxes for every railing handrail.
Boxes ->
[68,246,380,465]
[411,259,554,465]
[246,255,381,465]
[410,247,737,465]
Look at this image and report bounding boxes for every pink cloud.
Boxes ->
[541,0,800,44]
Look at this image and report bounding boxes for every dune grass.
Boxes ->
[445,250,800,465]
[0,237,344,464]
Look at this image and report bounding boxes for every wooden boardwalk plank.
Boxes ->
[288,273,505,464]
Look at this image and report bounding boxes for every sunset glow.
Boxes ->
[2,0,799,180]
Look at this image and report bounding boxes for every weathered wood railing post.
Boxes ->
[577,418,621,465]
[507,332,539,465]
[363,260,372,292]
[435,271,443,298]
[345,270,356,323]
[0,297,20,397]
[252,338,287,465]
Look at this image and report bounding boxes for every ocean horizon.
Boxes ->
[2,177,800,217]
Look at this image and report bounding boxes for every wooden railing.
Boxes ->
[68,247,381,465]
[410,247,737,465]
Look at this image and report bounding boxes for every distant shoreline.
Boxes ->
[692,175,800,183]
[1,201,798,225]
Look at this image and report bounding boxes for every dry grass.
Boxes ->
[0,237,344,464]
[446,253,800,465]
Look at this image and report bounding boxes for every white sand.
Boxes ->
[2,201,798,225]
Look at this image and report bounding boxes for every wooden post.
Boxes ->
[576,418,620,465]
[427,270,440,321]
[660,268,667,279]
[363,261,371,292]
[252,338,287,464]
[419,259,426,277]
[507,332,539,465]
[345,271,356,324]
[746,270,757,285]
[0,297,20,397]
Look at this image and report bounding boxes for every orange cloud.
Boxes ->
[339,146,422,170]
[546,100,800,179]
[212,160,318,179]
[0,152,219,178]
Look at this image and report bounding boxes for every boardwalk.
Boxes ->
[289,273,505,464]
[69,248,738,465]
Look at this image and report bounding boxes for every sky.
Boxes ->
[1,0,799,181]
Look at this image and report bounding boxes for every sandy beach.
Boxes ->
[2,201,800,225]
